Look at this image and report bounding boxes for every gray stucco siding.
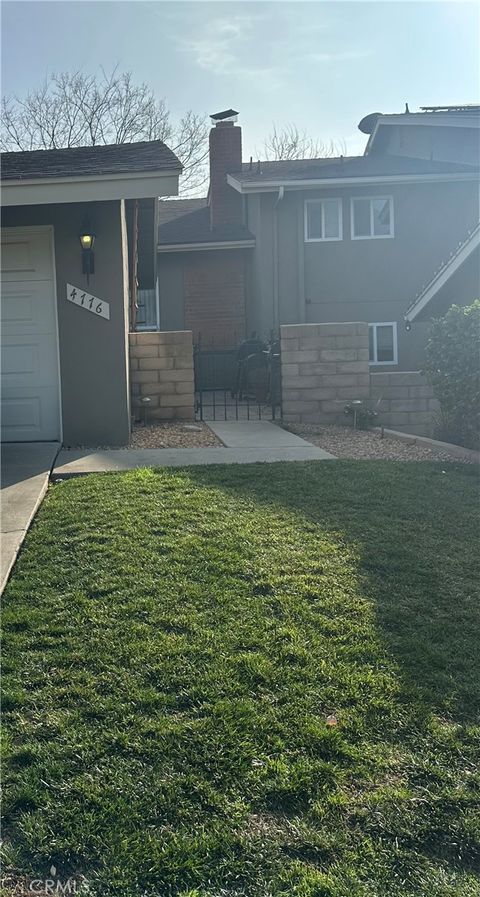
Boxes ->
[2,201,131,445]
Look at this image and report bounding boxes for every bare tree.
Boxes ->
[1,68,209,195]
[261,123,346,161]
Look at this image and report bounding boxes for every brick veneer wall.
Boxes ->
[281,322,370,424]
[370,371,439,436]
[184,251,246,346]
[129,331,194,422]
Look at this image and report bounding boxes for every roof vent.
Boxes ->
[210,109,239,126]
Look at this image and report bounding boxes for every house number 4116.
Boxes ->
[66,283,110,320]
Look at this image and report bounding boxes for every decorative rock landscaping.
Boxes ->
[286,424,477,463]
[130,421,221,449]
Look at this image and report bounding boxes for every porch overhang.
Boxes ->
[2,170,180,207]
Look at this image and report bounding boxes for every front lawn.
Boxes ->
[2,462,479,896]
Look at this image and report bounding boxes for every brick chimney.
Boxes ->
[209,109,243,230]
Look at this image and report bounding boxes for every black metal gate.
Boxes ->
[194,335,281,421]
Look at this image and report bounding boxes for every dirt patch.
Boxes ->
[130,422,222,449]
[286,424,476,463]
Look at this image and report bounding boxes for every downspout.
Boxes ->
[272,186,284,331]
[297,200,306,323]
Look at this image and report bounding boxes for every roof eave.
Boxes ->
[227,171,478,194]
[1,168,181,207]
[157,238,255,253]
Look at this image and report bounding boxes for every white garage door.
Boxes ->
[1,226,61,442]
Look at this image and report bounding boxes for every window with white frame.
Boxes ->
[351,196,394,239]
[305,199,342,242]
[368,322,398,365]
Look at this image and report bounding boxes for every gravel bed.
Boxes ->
[286,424,476,463]
[129,422,222,449]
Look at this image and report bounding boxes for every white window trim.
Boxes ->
[369,321,398,366]
[304,198,343,242]
[351,195,394,240]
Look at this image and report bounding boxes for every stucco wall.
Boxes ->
[2,201,131,445]
[129,330,194,421]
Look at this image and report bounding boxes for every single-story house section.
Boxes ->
[1,140,181,445]
[156,110,255,347]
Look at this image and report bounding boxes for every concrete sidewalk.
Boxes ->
[52,422,334,479]
[1,442,60,593]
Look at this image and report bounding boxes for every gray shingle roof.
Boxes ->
[230,154,478,185]
[1,140,182,181]
[158,199,254,246]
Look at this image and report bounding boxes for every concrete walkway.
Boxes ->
[52,422,334,479]
[1,442,60,593]
[208,420,315,448]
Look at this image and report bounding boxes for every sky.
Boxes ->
[1,1,479,158]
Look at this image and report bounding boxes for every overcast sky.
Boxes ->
[2,1,479,158]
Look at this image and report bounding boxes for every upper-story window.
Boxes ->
[304,199,343,242]
[351,196,394,239]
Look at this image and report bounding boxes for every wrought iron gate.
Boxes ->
[194,335,281,421]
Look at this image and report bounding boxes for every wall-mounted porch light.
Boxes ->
[79,225,96,281]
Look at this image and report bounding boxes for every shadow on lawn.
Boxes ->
[185,460,480,724]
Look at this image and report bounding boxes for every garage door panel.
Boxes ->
[1,391,59,442]
[2,395,41,431]
[1,227,60,442]
[1,230,54,282]
[2,338,57,387]
[1,282,56,334]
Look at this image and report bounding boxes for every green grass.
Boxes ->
[1,461,480,896]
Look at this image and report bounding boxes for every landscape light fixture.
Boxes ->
[79,224,96,280]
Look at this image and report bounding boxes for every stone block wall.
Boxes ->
[129,331,194,422]
[370,371,439,436]
[281,322,370,424]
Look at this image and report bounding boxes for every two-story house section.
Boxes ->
[224,105,479,372]
[156,107,479,372]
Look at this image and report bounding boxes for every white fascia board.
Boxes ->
[1,170,180,207]
[157,239,255,253]
[376,113,480,129]
[227,171,478,194]
[405,223,480,322]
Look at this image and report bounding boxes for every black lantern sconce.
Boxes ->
[79,224,96,281]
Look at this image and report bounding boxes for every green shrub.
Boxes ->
[424,300,480,449]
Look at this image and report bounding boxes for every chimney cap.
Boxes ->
[210,109,239,124]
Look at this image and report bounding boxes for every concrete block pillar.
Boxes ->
[280,322,370,424]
